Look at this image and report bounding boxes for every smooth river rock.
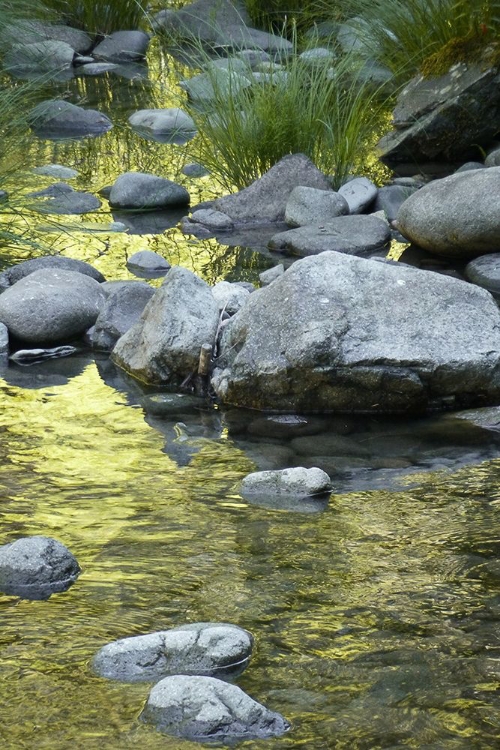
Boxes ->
[92,30,150,62]
[92,622,253,682]
[241,467,332,497]
[0,256,105,291]
[112,266,219,385]
[0,536,80,600]
[29,99,113,139]
[93,281,154,351]
[109,172,190,210]
[0,269,106,345]
[285,186,348,227]
[141,674,290,741]
[397,167,500,258]
[269,215,390,257]
[211,251,500,413]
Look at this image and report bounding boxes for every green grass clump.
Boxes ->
[41,0,148,35]
[335,0,500,84]
[186,48,389,192]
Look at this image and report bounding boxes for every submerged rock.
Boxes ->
[0,536,80,600]
[92,622,253,682]
[397,167,500,258]
[214,154,331,223]
[141,674,290,741]
[0,269,106,345]
[109,172,190,210]
[0,256,105,292]
[28,182,101,215]
[211,252,500,413]
[33,164,79,179]
[29,100,113,139]
[112,266,219,385]
[10,346,78,364]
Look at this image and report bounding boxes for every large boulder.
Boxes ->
[0,269,106,345]
[108,172,190,210]
[1,20,92,53]
[92,30,150,62]
[112,266,219,385]
[214,154,332,223]
[378,58,500,165]
[128,108,196,143]
[397,167,500,258]
[241,467,331,497]
[269,215,390,257]
[29,100,113,139]
[0,256,105,292]
[284,186,348,227]
[211,252,500,413]
[0,536,80,600]
[4,41,75,79]
[92,622,253,682]
[141,675,290,741]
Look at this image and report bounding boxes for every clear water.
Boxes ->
[0,31,500,750]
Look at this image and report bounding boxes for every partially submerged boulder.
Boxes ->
[109,172,190,210]
[0,256,105,292]
[29,100,113,139]
[241,467,332,497]
[4,40,75,79]
[1,20,91,53]
[269,215,390,257]
[28,182,101,215]
[112,266,219,385]
[128,108,196,143]
[211,252,500,413]
[214,154,331,223]
[397,167,500,258]
[141,675,290,741]
[0,269,106,345]
[92,622,253,682]
[0,536,80,600]
[93,281,154,351]
[92,30,150,62]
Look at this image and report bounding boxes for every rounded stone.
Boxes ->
[241,467,332,497]
[465,254,500,295]
[0,256,105,291]
[285,186,349,227]
[0,536,80,599]
[109,172,190,210]
[92,622,253,683]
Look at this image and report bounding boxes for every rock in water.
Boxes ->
[29,100,112,138]
[141,675,290,741]
[92,622,253,682]
[93,282,154,351]
[397,167,500,258]
[112,266,219,385]
[241,467,332,497]
[211,252,500,413]
[0,536,80,599]
[0,256,105,291]
[108,172,190,210]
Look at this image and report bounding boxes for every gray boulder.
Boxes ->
[241,467,331,497]
[269,215,390,257]
[0,536,80,600]
[93,281,154,351]
[109,172,190,210]
[338,177,378,214]
[259,264,284,286]
[0,323,8,356]
[215,154,331,223]
[28,182,101,215]
[212,281,250,315]
[1,20,91,53]
[112,266,219,385]
[141,675,290,741]
[373,184,417,223]
[29,100,112,138]
[465,254,500,296]
[180,68,251,103]
[126,250,171,274]
[92,622,253,682]
[397,167,500,258]
[0,256,105,292]
[211,251,500,413]
[285,186,348,227]
[378,60,500,165]
[4,40,75,79]
[0,269,106,345]
[190,209,233,231]
[92,30,150,62]
[128,108,196,143]
[78,62,119,76]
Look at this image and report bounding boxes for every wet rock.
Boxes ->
[33,164,79,179]
[141,674,290,741]
[212,251,500,413]
[4,40,75,79]
[109,172,190,210]
[93,281,154,351]
[10,346,78,364]
[0,269,106,345]
[29,100,113,139]
[1,20,91,53]
[269,215,390,257]
[247,414,324,439]
[182,162,209,178]
[397,167,500,258]
[339,177,378,214]
[28,182,101,215]
[465,253,500,296]
[285,186,348,227]
[93,30,150,62]
[112,266,219,385]
[92,622,253,683]
[241,467,331,497]
[259,264,284,285]
[128,108,196,144]
[291,433,370,457]
[79,62,119,76]
[181,68,251,103]
[0,536,80,600]
[212,281,250,315]
[235,441,295,471]
[0,256,105,292]
[113,208,186,236]
[126,250,171,274]
[141,392,207,417]
[215,154,331,223]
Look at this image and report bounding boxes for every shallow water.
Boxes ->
[1,24,500,750]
